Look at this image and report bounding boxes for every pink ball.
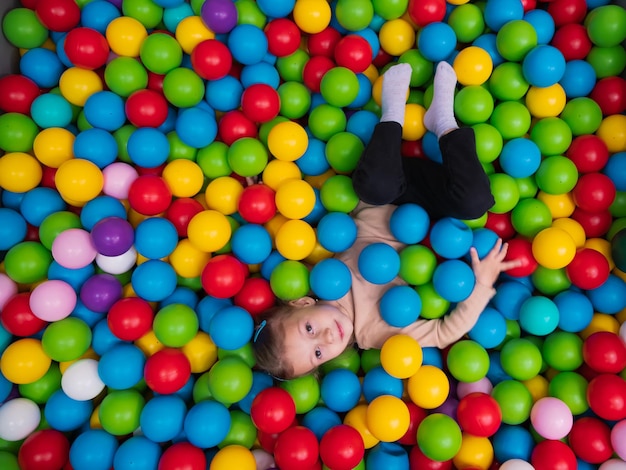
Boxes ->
[51,228,98,269]
[611,419,626,461]
[29,280,77,322]
[530,397,573,440]
[0,273,18,310]
[102,162,139,200]
[457,376,493,398]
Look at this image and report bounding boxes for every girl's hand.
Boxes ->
[470,238,523,288]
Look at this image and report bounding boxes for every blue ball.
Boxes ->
[389,203,430,245]
[260,250,286,281]
[80,196,127,231]
[557,288,594,332]
[255,0,295,18]
[317,212,358,253]
[487,351,512,385]
[83,91,126,131]
[499,137,542,178]
[196,295,232,332]
[131,259,177,302]
[55,35,74,68]
[0,370,13,403]
[586,274,626,315]
[484,0,524,31]
[205,75,244,112]
[175,106,218,148]
[81,0,121,34]
[380,285,422,328]
[320,368,361,413]
[240,62,281,88]
[20,187,66,227]
[296,138,330,177]
[184,400,231,448]
[238,371,273,414]
[362,366,404,402]
[98,344,146,390]
[366,442,409,470]
[157,106,177,134]
[91,318,124,356]
[127,128,170,168]
[49,261,95,292]
[135,217,179,260]
[523,9,555,44]
[491,280,533,320]
[1,190,24,210]
[473,33,505,67]
[69,299,101,327]
[418,22,457,61]
[519,295,560,336]
[227,24,269,65]
[30,93,73,129]
[492,424,534,463]
[73,128,118,168]
[349,73,373,109]
[208,305,254,350]
[468,306,507,348]
[231,224,273,265]
[69,429,119,470]
[45,390,93,432]
[522,45,566,87]
[354,27,380,59]
[302,187,327,225]
[113,436,161,470]
[0,208,27,251]
[559,59,597,98]
[20,48,64,88]
[422,347,444,368]
[432,259,475,302]
[358,243,401,285]
[347,110,379,146]
[429,217,473,259]
[161,286,199,310]
[422,131,442,162]
[309,258,352,301]
[603,151,626,191]
[139,395,187,443]
[302,406,342,441]
[470,227,499,259]
[162,3,194,32]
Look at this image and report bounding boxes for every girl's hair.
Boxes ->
[251,302,297,380]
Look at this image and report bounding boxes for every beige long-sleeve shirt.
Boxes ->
[331,202,496,350]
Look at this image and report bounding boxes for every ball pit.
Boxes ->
[1,0,626,468]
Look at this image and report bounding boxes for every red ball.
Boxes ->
[201,254,248,299]
[274,426,320,470]
[0,293,48,337]
[158,442,206,470]
[521,0,537,12]
[240,83,281,123]
[35,0,81,32]
[565,247,610,290]
[373,47,394,68]
[250,387,297,435]
[571,208,613,238]
[566,135,609,173]
[40,165,57,190]
[531,440,577,470]
[237,184,277,224]
[546,0,587,27]
[257,429,281,454]
[107,297,154,341]
[191,39,233,80]
[334,35,373,74]
[0,74,40,114]
[550,23,592,61]
[587,373,626,421]
[568,417,613,464]
[401,140,425,159]
[217,110,258,145]
[572,172,616,213]
[485,211,517,241]
[319,425,365,470]
[307,27,342,58]
[125,89,169,128]
[583,331,626,374]
[590,76,626,116]
[147,72,166,94]
[456,392,502,438]
[265,18,302,57]
[127,175,173,216]
[398,401,428,446]
[407,0,447,27]
[503,237,538,277]
[165,197,205,237]
[409,445,453,470]
[303,55,336,94]
[18,429,70,470]
[144,348,192,395]
[63,27,110,70]
[233,277,276,316]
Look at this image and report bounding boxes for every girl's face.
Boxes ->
[281,299,354,377]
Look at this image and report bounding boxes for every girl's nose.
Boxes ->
[324,327,333,343]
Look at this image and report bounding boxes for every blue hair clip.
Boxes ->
[253,320,267,343]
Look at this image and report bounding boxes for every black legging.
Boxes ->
[352,122,494,220]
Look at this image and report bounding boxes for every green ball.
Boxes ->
[585,45,626,79]
[473,123,503,164]
[515,176,538,199]
[113,125,137,164]
[531,266,571,296]
[399,245,437,286]
[454,86,494,125]
[0,113,39,152]
[489,101,531,140]
[495,20,538,62]
[227,137,269,177]
[399,50,434,88]
[511,198,552,238]
[18,362,62,404]
[499,338,542,380]
[373,0,410,20]
[234,0,266,27]
[259,116,290,147]
[417,413,463,462]
[320,347,361,375]
[492,379,533,425]
[360,348,381,373]
[207,356,253,405]
[534,155,578,195]
[99,389,145,436]
[585,5,626,47]
[320,67,360,108]
[76,110,93,132]
[447,3,485,43]
[308,104,347,141]
[548,371,589,415]
[319,175,359,213]
[489,62,530,101]
[39,211,82,251]
[197,141,231,179]
[278,82,312,120]
[502,319,522,344]
[153,303,199,347]
[104,57,149,98]
[276,49,309,83]
[4,241,52,284]
[2,8,48,49]
[335,0,375,31]
[139,33,183,75]
[192,371,213,403]
[415,282,449,320]
[219,410,257,449]
[488,173,520,214]
[122,0,164,28]
[0,451,19,470]
[541,331,583,371]
[167,132,197,161]
[612,227,626,272]
[218,343,257,368]
[280,374,321,414]
[560,97,603,136]
[163,68,205,109]
[325,132,364,173]
[610,191,626,218]
[41,318,92,362]
[270,260,310,300]
[446,340,490,382]
[608,217,626,240]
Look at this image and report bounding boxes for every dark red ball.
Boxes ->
[568,417,613,464]
[237,184,277,224]
[503,237,538,277]
[273,426,320,470]
[63,27,110,70]
[307,27,342,58]
[565,247,610,290]
[127,175,173,216]
[191,39,233,81]
[303,55,336,93]
[590,76,626,116]
[250,387,297,435]
[265,18,302,57]
[0,74,40,115]
[550,23,592,61]
[319,425,365,470]
[233,277,276,316]
[35,0,81,32]
[201,254,248,299]
[125,89,169,128]
[566,134,609,173]
[586,373,626,421]
[18,429,70,470]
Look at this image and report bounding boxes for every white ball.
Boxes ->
[0,398,41,441]
[96,246,138,275]
[62,358,106,401]
[499,460,535,470]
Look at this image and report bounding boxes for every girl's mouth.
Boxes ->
[336,320,344,341]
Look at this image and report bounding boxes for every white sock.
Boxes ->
[424,61,459,138]
[380,63,412,126]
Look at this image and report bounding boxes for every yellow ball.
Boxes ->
[407,365,450,409]
[551,218,586,247]
[204,176,244,215]
[537,191,575,218]
[264,213,289,241]
[1,338,51,385]
[55,158,104,203]
[522,374,549,403]
[380,334,423,379]
[106,16,148,57]
[525,84,567,118]
[531,227,577,269]
[304,168,336,189]
[175,16,215,55]
[447,0,470,3]
[379,19,416,57]
[292,0,332,34]
[452,433,494,470]
[187,210,232,253]
[162,159,204,198]
[262,159,302,191]
[303,240,334,264]
[182,331,218,373]
[210,445,256,470]
[274,219,316,260]
[597,114,626,152]
[135,330,165,356]
[344,404,380,449]
[402,104,427,141]
[0,152,42,192]
[59,67,103,107]
[584,238,614,271]
[275,178,316,219]
[366,395,411,443]
[169,239,211,278]
[453,46,494,86]
[33,128,75,168]
[580,313,620,340]
[267,121,309,162]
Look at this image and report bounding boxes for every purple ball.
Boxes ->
[434,396,459,420]
[90,217,134,257]
[80,274,122,313]
[201,0,238,34]
[105,0,122,8]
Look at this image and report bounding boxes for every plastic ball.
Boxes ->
[200,254,247,299]
[317,212,358,253]
[292,0,332,34]
[583,331,626,374]
[0,152,42,193]
[530,439,577,470]
[416,413,462,462]
[309,258,352,301]
[200,0,238,34]
[430,218,473,259]
[530,397,573,440]
[143,348,191,395]
[572,172,616,213]
[379,285,421,328]
[4,241,53,285]
[522,45,566,87]
[534,154,578,194]
[380,334,423,379]
[1,338,51,385]
[358,242,400,285]
[365,395,410,443]
[64,27,109,70]
[250,387,296,435]
[55,158,104,204]
[585,4,626,47]
[566,248,610,290]
[275,179,316,220]
[319,424,365,470]
[495,19,538,62]
[320,368,361,413]
[432,259,475,303]
[227,137,268,177]
[29,279,76,323]
[418,22,457,62]
[531,226,577,269]
[453,46,493,86]
[157,442,205,470]
[18,429,70,470]
[407,364,450,410]
[568,417,614,464]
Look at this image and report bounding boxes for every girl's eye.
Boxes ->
[305,323,313,333]
[315,348,322,359]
